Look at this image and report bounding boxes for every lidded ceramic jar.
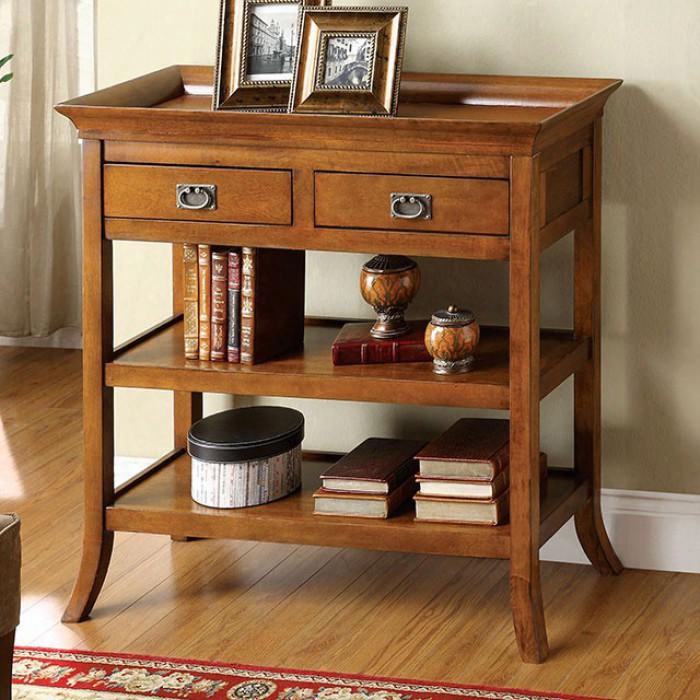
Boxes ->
[188,406,304,509]
[424,305,480,375]
[360,255,421,339]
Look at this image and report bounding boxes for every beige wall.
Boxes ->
[98,0,700,494]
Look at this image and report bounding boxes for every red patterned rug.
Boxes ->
[12,648,609,700]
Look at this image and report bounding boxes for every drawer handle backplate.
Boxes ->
[176,184,217,211]
[391,193,432,220]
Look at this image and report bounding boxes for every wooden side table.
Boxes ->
[57,67,623,663]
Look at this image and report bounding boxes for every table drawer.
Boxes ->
[104,165,292,225]
[315,172,509,235]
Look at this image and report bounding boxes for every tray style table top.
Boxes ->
[57,65,622,155]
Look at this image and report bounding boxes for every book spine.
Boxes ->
[198,244,211,361]
[183,244,199,360]
[240,247,255,365]
[211,249,228,362]
[489,442,510,478]
[227,250,241,363]
[333,340,431,366]
[385,458,418,493]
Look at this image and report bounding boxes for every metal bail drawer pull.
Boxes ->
[176,184,217,211]
[390,193,432,220]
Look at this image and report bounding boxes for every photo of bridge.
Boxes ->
[323,36,373,88]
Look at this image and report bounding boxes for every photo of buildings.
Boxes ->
[247,3,299,80]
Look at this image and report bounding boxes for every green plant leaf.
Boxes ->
[0,73,12,83]
[0,54,13,71]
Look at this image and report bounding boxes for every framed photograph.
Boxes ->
[214,0,329,111]
[289,7,408,117]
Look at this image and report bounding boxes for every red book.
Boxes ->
[210,249,228,362]
[332,321,431,366]
[227,250,241,363]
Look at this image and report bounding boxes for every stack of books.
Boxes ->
[313,438,426,518]
[183,244,305,365]
[414,418,548,526]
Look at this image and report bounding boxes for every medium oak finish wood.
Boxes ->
[106,455,586,558]
[6,347,695,698]
[106,321,590,411]
[62,141,115,625]
[105,165,292,225]
[314,172,509,235]
[56,67,622,663]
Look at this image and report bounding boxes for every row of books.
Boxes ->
[313,419,548,525]
[183,245,305,365]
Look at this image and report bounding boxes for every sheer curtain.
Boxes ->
[0,0,94,339]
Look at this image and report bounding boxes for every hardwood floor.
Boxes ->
[1,346,698,699]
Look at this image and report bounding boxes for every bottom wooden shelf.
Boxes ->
[107,455,588,560]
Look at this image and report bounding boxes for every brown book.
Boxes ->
[414,490,509,526]
[417,470,509,500]
[198,245,212,361]
[211,249,228,362]
[313,477,417,519]
[183,244,199,360]
[227,250,242,363]
[417,453,549,500]
[417,418,510,480]
[331,321,431,366]
[321,438,426,494]
[240,247,305,365]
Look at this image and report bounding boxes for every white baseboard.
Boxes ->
[542,488,700,574]
[114,458,700,574]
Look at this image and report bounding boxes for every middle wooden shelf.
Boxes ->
[107,319,590,410]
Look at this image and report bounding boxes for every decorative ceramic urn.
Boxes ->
[424,305,480,375]
[360,255,421,339]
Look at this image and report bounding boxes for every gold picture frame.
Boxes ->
[289,7,408,117]
[214,0,329,111]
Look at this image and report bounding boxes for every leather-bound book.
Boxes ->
[211,249,228,362]
[417,470,509,500]
[227,249,242,363]
[313,478,418,519]
[240,247,305,365]
[183,244,199,360]
[417,418,510,480]
[321,437,426,494]
[198,244,211,361]
[331,321,431,366]
[414,490,509,525]
[416,452,549,499]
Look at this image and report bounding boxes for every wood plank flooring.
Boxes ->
[1,346,698,699]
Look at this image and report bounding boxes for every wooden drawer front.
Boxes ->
[104,165,292,225]
[315,172,509,235]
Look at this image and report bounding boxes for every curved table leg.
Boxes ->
[573,119,623,578]
[62,531,114,623]
[575,500,623,575]
[63,140,116,624]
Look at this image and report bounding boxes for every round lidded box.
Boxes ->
[188,406,304,509]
